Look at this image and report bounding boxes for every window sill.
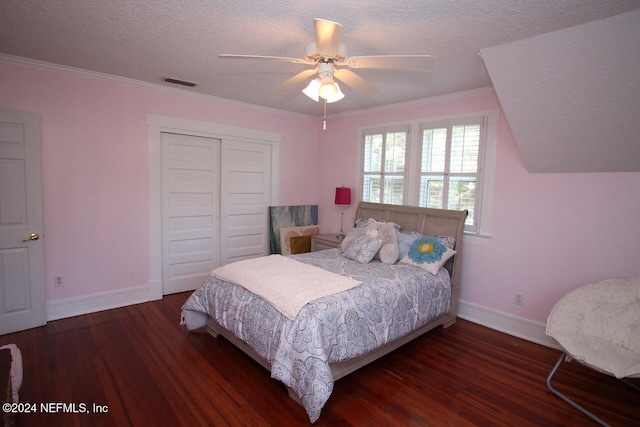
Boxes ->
[463,231,492,246]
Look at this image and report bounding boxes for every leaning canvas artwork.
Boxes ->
[269,205,318,254]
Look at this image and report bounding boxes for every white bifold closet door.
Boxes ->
[161,133,271,295]
[162,132,220,294]
[220,139,272,265]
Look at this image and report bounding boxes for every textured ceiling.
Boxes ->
[2,0,639,117]
[481,9,640,173]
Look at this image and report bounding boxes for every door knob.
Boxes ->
[22,233,40,242]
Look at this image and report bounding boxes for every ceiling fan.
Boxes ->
[220,18,434,103]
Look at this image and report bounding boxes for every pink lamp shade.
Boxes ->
[335,187,351,205]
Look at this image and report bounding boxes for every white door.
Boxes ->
[221,140,271,264]
[161,132,221,295]
[0,109,45,335]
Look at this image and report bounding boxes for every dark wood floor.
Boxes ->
[1,292,638,426]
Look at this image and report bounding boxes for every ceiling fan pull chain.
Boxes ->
[323,99,327,130]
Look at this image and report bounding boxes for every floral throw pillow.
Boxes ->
[396,232,456,261]
[342,235,384,264]
[400,236,456,274]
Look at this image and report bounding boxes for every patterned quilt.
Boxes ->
[181,248,452,422]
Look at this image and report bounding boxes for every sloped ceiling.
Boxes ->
[480,9,640,173]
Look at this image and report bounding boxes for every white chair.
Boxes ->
[546,277,640,426]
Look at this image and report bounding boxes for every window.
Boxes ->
[359,111,497,235]
[362,128,408,205]
[420,118,483,230]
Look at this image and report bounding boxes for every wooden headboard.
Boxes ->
[355,202,468,318]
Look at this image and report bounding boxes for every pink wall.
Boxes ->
[2,60,640,326]
[317,90,640,323]
[0,61,320,301]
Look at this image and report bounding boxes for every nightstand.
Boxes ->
[311,234,343,251]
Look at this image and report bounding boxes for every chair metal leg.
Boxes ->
[546,352,610,427]
[621,378,640,393]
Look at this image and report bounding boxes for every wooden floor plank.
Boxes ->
[1,292,638,426]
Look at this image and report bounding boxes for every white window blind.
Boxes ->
[362,128,408,205]
[420,117,484,230]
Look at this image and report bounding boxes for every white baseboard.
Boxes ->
[148,279,163,301]
[46,284,151,322]
[458,300,560,350]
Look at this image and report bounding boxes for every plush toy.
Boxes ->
[363,219,400,264]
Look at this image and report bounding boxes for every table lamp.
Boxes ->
[335,187,351,239]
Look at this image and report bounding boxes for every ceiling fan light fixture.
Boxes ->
[304,75,345,103]
[318,80,338,99]
[302,78,321,102]
[323,82,345,103]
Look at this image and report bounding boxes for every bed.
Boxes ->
[181,202,468,422]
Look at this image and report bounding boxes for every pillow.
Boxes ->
[354,217,370,228]
[396,231,421,260]
[437,235,456,250]
[338,218,392,252]
[342,235,384,264]
[339,226,366,251]
[396,231,456,261]
[339,218,373,251]
[400,235,456,274]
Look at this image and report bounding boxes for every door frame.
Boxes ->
[147,114,280,300]
[0,108,45,334]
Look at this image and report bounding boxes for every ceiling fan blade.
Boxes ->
[334,69,378,95]
[343,55,434,70]
[274,69,318,92]
[314,18,343,57]
[219,54,311,65]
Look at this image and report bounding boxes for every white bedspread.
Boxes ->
[212,255,361,320]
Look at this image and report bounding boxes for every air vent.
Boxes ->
[163,77,197,87]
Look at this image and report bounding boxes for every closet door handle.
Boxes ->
[22,233,40,242]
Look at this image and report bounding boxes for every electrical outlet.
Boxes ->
[54,276,63,287]
[514,293,523,305]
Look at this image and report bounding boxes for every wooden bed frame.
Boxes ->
[207,201,468,404]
